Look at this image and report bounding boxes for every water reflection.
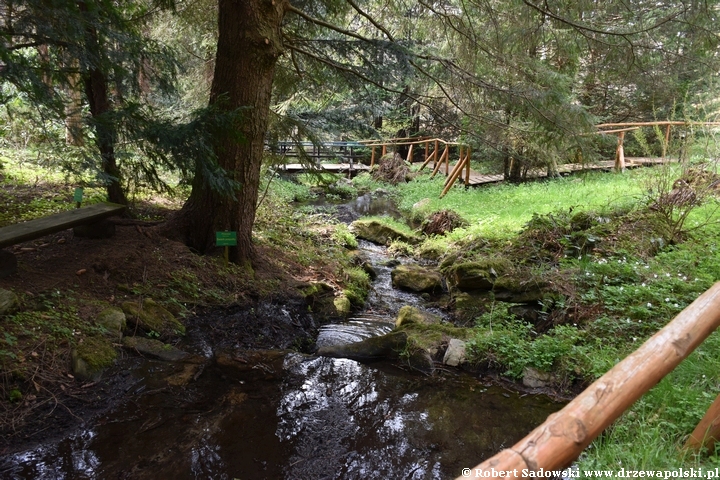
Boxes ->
[277,354,559,479]
[2,353,561,480]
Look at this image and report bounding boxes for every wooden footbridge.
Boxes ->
[269,120,720,196]
[267,140,370,174]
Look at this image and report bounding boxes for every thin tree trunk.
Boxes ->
[164,0,286,265]
[80,1,127,205]
[84,66,126,205]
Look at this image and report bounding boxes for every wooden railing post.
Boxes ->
[684,393,720,453]
[370,146,376,167]
[458,282,720,479]
[615,131,626,172]
[431,146,449,178]
[465,147,471,186]
[663,124,672,159]
[407,143,414,163]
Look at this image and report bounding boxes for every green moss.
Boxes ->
[400,323,471,352]
[342,266,371,305]
[447,258,512,276]
[75,336,117,370]
[121,298,186,336]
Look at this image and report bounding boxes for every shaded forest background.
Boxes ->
[2,0,720,261]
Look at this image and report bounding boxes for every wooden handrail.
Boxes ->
[458,282,720,479]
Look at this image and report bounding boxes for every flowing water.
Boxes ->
[1,194,563,479]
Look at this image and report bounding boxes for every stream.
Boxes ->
[1,193,563,479]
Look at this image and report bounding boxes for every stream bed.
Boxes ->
[1,194,564,479]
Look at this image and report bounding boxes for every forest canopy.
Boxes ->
[2,0,720,261]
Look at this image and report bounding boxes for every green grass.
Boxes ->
[397,168,655,241]
[386,163,720,471]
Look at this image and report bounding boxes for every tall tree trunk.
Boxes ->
[84,66,127,205]
[66,59,84,146]
[165,0,286,265]
[80,1,127,205]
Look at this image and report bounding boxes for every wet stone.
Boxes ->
[443,339,467,367]
[96,307,126,340]
[0,288,19,315]
[122,336,189,362]
[391,264,443,293]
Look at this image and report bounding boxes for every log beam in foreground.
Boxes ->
[458,282,720,479]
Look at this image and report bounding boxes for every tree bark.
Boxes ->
[80,1,127,205]
[165,0,287,265]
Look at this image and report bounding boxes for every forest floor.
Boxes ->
[0,184,334,455]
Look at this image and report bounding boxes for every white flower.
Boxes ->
[632,337,637,342]
[641,283,646,287]
[674,304,679,308]
[665,298,670,302]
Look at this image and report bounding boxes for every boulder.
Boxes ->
[0,288,19,315]
[122,336,189,362]
[449,261,499,291]
[350,219,420,246]
[96,307,126,339]
[318,331,434,374]
[391,264,443,293]
[0,250,18,278]
[71,336,117,381]
[453,292,486,315]
[121,298,186,337]
[333,295,352,317]
[522,367,558,388]
[443,339,467,367]
[395,305,440,328]
[492,277,548,303]
[318,331,408,362]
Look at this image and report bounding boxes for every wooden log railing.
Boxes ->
[457,282,720,479]
[597,121,720,171]
[360,136,473,196]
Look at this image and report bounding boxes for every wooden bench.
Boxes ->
[0,202,126,249]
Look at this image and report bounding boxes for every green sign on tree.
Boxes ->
[73,187,84,208]
[215,231,237,247]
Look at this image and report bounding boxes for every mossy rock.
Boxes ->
[395,305,440,328]
[391,264,443,293]
[302,281,334,299]
[492,276,549,303]
[0,288,19,315]
[350,219,421,246]
[318,331,409,361]
[122,298,185,337]
[72,336,117,381]
[334,295,352,317]
[122,336,189,362]
[447,259,513,291]
[96,307,126,339]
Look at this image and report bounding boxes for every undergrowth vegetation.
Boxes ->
[379,160,720,468]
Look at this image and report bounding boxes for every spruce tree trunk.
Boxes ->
[166,0,286,265]
[80,1,127,205]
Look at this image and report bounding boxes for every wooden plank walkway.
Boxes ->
[279,163,371,174]
[0,202,125,249]
[457,157,669,187]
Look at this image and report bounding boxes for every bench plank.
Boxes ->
[0,203,126,249]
